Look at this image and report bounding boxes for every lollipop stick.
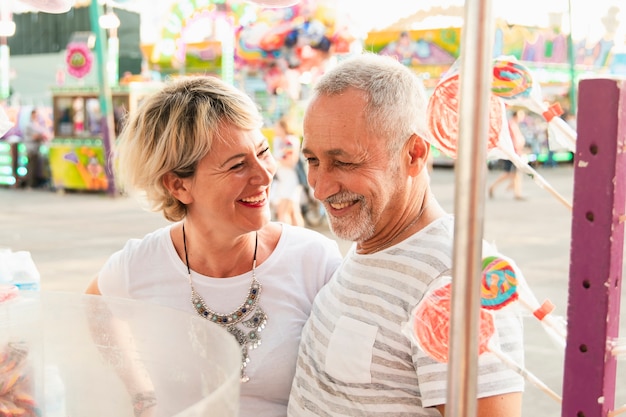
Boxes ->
[488,343,562,404]
[529,99,576,152]
[520,97,575,151]
[611,338,626,357]
[517,297,567,348]
[609,405,626,417]
[548,117,577,152]
[497,145,572,211]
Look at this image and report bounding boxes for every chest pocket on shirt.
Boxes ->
[324,316,378,384]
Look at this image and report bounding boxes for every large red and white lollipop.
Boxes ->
[411,280,494,363]
[426,66,572,211]
[407,275,562,403]
[427,72,502,159]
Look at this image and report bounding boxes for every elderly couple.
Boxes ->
[86,53,524,417]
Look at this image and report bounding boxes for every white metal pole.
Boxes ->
[446,0,495,416]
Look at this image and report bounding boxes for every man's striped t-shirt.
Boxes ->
[288,215,525,416]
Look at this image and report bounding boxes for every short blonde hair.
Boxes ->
[115,75,263,221]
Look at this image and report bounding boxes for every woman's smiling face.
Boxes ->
[184,124,277,235]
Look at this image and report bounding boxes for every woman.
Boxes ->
[85,76,342,417]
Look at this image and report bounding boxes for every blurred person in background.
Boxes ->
[22,108,50,188]
[271,116,305,226]
[488,109,528,201]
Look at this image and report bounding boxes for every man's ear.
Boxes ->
[163,172,193,204]
[406,133,431,176]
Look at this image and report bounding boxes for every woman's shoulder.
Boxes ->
[121,224,174,255]
[281,222,330,239]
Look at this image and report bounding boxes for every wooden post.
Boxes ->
[562,78,626,416]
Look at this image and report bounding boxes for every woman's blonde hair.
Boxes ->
[115,75,263,222]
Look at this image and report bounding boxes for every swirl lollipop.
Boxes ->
[481,255,567,348]
[492,59,533,100]
[427,72,503,159]
[491,56,576,152]
[411,280,495,363]
[481,256,518,310]
[427,63,572,211]
[405,276,562,403]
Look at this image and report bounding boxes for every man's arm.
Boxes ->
[435,392,522,417]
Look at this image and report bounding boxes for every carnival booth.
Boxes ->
[0,106,27,187]
[47,83,160,192]
[0,106,53,188]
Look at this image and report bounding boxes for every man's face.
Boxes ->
[301,88,404,243]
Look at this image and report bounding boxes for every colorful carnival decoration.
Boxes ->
[426,60,572,211]
[65,42,93,79]
[149,0,350,73]
[236,0,350,71]
[149,0,247,77]
[247,0,301,6]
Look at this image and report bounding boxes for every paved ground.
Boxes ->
[1,164,624,416]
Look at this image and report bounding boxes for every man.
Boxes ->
[288,53,525,416]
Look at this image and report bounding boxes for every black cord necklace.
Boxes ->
[182,224,267,383]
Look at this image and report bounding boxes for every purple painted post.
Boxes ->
[562,78,626,416]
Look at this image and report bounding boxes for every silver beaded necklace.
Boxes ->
[183,224,267,383]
